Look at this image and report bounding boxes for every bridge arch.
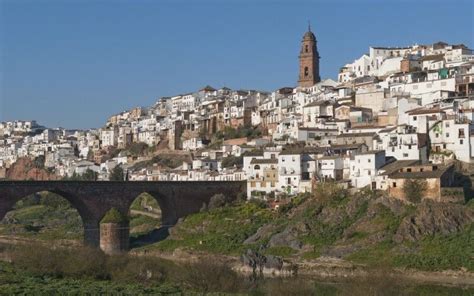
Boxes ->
[0,180,246,249]
[0,191,85,242]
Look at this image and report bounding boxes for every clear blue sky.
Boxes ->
[1,0,473,129]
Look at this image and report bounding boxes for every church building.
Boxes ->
[298,24,321,87]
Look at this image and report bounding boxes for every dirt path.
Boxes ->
[130,209,161,219]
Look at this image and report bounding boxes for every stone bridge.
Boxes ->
[0,181,246,246]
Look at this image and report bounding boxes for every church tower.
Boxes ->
[298,24,321,87]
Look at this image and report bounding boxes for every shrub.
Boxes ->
[207,194,232,210]
[312,181,348,205]
[109,165,124,181]
[101,208,128,224]
[403,179,427,204]
[221,155,243,168]
[176,260,243,294]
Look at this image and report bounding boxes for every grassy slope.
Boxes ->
[148,202,273,255]
[145,189,474,272]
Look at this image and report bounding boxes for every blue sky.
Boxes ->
[1,0,473,129]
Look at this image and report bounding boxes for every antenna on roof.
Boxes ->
[308,20,311,32]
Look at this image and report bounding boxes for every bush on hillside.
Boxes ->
[403,179,427,204]
[101,208,128,224]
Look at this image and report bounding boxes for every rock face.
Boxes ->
[6,157,58,180]
[267,227,303,250]
[241,249,284,271]
[394,201,474,243]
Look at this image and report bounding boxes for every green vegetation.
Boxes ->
[0,192,83,241]
[149,201,273,255]
[1,246,472,296]
[221,155,243,168]
[109,165,124,181]
[101,208,128,224]
[131,153,188,170]
[393,224,474,271]
[127,142,151,156]
[62,168,98,181]
[403,179,427,203]
[213,125,262,141]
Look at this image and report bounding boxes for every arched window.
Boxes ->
[254,165,260,170]
[305,45,309,52]
[304,67,309,77]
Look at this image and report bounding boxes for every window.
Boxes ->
[446,133,449,138]
[368,159,371,163]
[287,178,291,185]
[305,45,309,52]
[413,116,417,121]
[368,170,371,176]
[407,168,412,172]
[408,145,412,150]
[460,139,464,144]
[304,67,309,77]
[254,165,260,170]
[392,182,397,188]
[443,144,447,149]
[403,153,408,157]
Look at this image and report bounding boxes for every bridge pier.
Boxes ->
[0,180,246,251]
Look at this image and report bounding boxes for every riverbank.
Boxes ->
[131,247,474,288]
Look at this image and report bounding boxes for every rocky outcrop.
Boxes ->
[267,227,303,250]
[241,249,284,272]
[394,201,474,243]
[6,157,58,181]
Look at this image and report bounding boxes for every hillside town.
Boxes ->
[1,27,473,203]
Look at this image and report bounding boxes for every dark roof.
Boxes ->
[407,108,444,115]
[379,160,419,175]
[200,85,216,92]
[354,150,385,156]
[330,143,367,149]
[250,158,278,164]
[243,150,264,157]
[298,127,338,132]
[337,132,376,138]
[419,54,444,62]
[389,165,453,179]
[304,100,332,107]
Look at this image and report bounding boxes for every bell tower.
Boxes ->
[298,23,321,87]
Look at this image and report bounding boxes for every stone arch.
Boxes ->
[0,190,86,242]
[123,191,177,228]
[123,191,176,248]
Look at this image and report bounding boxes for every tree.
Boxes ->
[74,144,80,157]
[33,155,45,169]
[109,166,124,181]
[403,178,427,204]
[221,155,243,168]
[82,169,98,181]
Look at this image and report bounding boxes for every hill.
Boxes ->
[144,183,474,274]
